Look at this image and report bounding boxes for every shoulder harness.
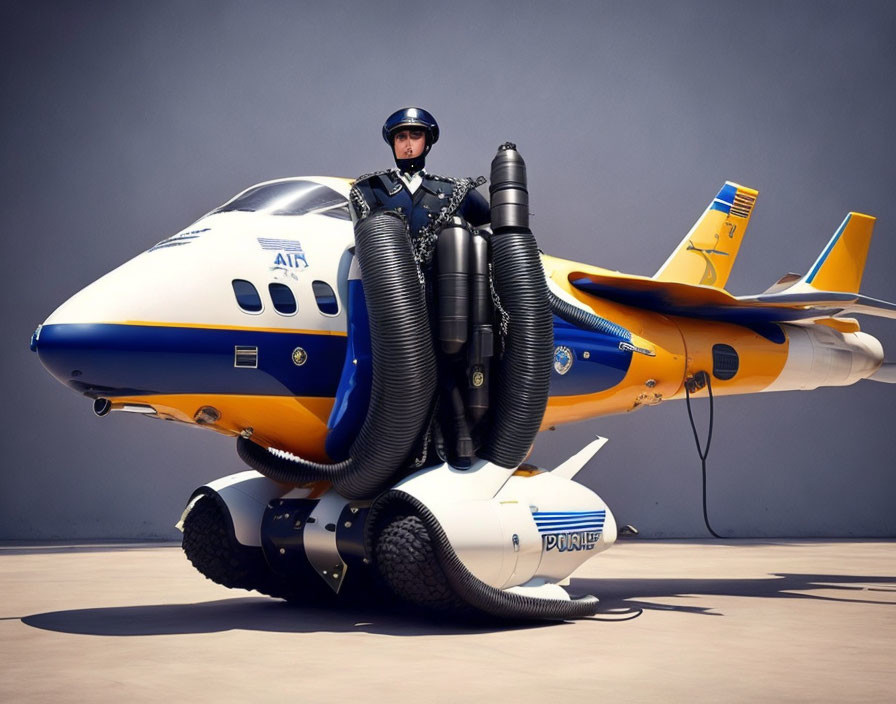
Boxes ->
[413,174,487,266]
[349,169,403,220]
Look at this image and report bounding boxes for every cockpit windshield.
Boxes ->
[211,180,349,219]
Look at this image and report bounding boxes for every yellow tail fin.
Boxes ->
[801,213,876,293]
[653,182,758,289]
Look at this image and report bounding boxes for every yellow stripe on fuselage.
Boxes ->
[111,393,336,461]
[119,320,347,336]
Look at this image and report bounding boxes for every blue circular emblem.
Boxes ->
[553,346,574,375]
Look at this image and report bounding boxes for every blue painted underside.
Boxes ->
[36,323,346,398]
[326,279,372,460]
[550,317,632,395]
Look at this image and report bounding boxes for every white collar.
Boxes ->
[398,169,424,194]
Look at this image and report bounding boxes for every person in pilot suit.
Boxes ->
[346,108,491,467]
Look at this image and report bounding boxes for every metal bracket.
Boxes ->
[303,491,351,593]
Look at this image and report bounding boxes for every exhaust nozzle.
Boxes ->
[93,398,112,416]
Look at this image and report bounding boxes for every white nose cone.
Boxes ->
[42,257,147,326]
[41,230,241,327]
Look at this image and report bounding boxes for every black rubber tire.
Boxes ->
[368,491,600,621]
[181,492,296,600]
[374,514,470,615]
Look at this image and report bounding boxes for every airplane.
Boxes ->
[30,148,896,620]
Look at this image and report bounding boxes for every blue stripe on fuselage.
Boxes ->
[36,323,346,398]
[38,313,637,402]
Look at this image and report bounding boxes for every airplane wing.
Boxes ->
[569,270,896,324]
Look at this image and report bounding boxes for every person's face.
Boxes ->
[393,128,426,160]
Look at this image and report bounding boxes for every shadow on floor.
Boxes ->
[20,597,561,637]
[574,572,896,617]
[19,572,895,636]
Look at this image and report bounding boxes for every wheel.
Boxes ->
[181,491,296,600]
[373,513,470,615]
[370,498,600,622]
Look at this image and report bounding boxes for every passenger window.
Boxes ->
[312,280,339,315]
[232,279,262,313]
[269,283,297,315]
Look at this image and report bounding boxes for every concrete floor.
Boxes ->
[1,540,894,703]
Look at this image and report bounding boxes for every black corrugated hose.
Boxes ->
[479,144,554,468]
[548,289,633,341]
[237,210,437,500]
[368,490,601,621]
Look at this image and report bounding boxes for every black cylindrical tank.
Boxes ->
[436,217,472,355]
[466,232,493,423]
[480,143,553,468]
[489,142,529,233]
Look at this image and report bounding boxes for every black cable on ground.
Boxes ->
[684,372,724,539]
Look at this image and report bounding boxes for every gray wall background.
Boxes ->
[2,0,894,540]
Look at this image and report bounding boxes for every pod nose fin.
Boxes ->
[552,435,608,480]
[29,325,42,352]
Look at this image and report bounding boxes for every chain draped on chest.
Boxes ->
[350,171,486,267]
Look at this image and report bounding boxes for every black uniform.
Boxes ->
[349,169,489,264]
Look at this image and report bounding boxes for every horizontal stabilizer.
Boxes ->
[740,290,896,320]
[653,182,758,289]
[869,362,896,384]
[762,272,802,294]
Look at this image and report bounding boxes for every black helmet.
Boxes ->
[382,107,440,148]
